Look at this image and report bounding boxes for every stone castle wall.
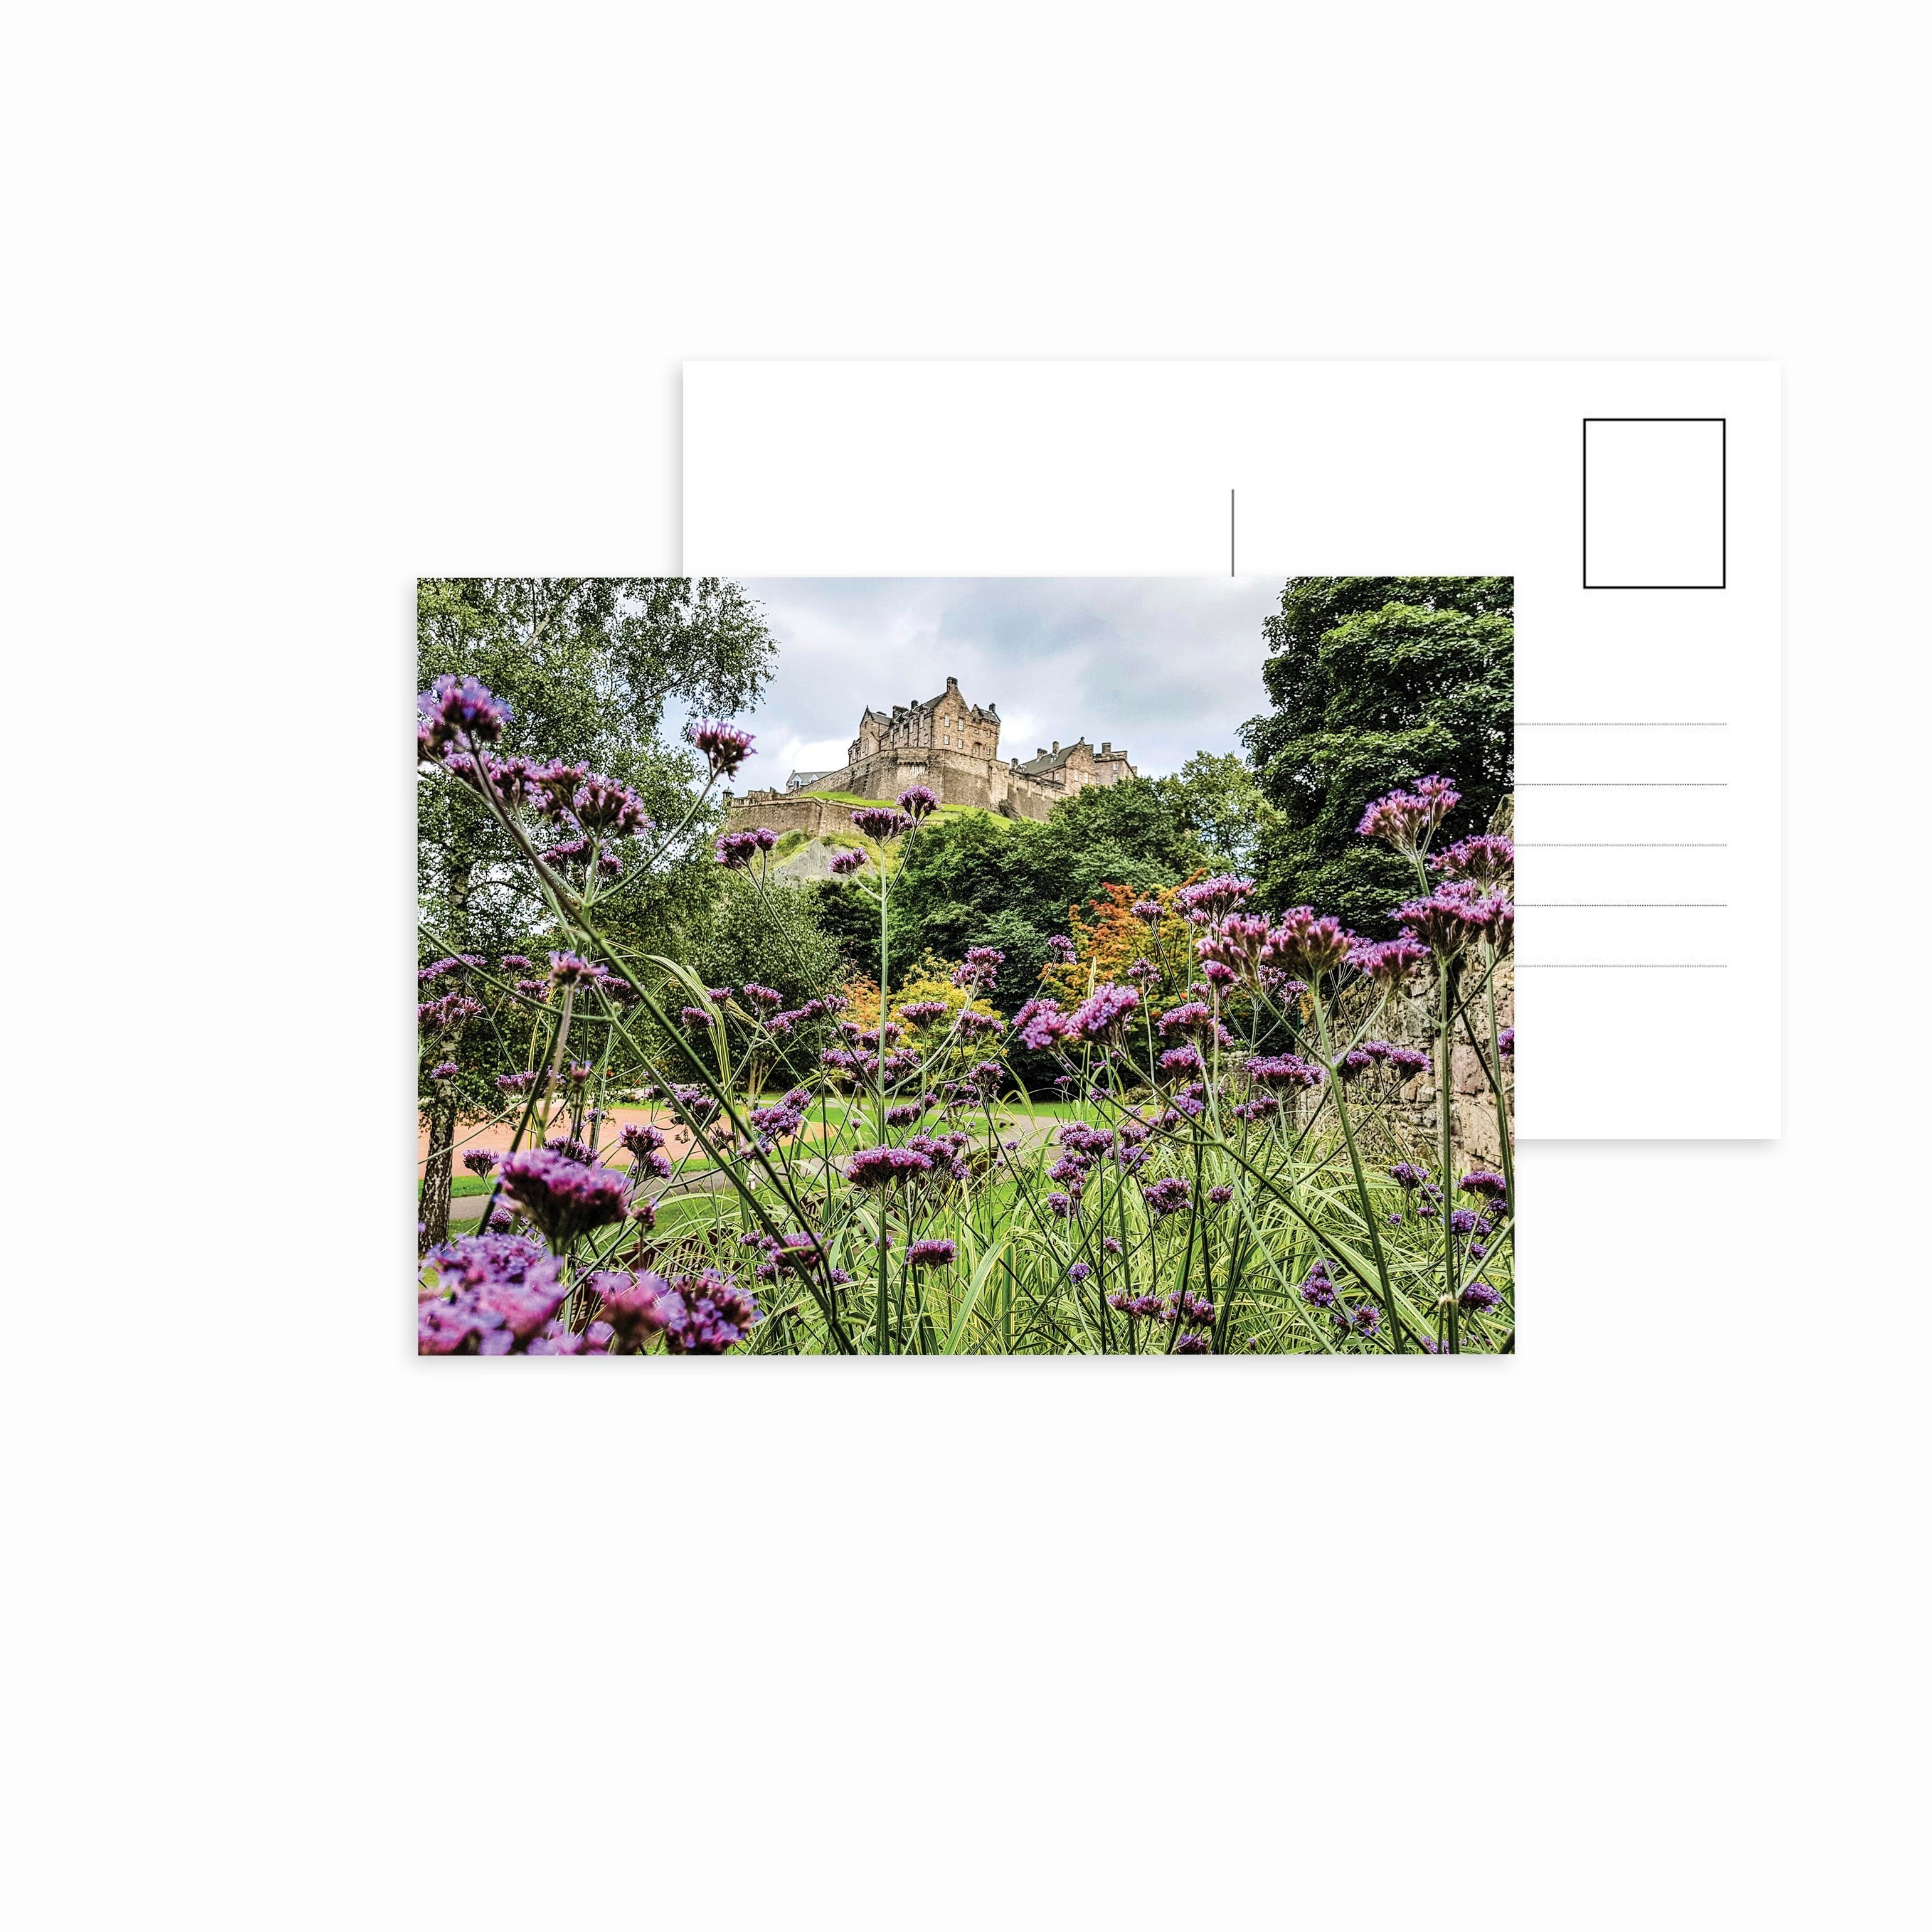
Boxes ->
[728,746,1103,828]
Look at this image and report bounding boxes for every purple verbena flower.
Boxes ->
[1357,777,1459,851]
[1458,1280,1503,1314]
[715,827,779,868]
[828,849,868,876]
[1067,982,1139,1043]
[1173,875,1255,920]
[1347,935,1428,992]
[1142,1177,1192,1218]
[845,1144,935,1186]
[686,719,755,778]
[1195,911,1273,979]
[496,1147,630,1245]
[1244,1053,1324,1090]
[1156,1001,1216,1036]
[660,1269,762,1354]
[1261,908,1356,980]
[896,785,940,820]
[429,1059,458,1080]
[1395,889,1489,954]
[952,946,1005,991]
[1432,834,1514,883]
[1160,1289,1214,1328]
[905,1238,956,1269]
[851,806,913,841]
[418,1233,565,1354]
[417,674,512,751]
[1012,997,1075,1050]
[591,1270,682,1347]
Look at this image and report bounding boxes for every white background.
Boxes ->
[3,6,1926,1930]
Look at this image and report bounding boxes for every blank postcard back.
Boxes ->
[682,361,1780,1140]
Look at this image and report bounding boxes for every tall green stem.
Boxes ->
[1438,954,1461,1353]
[1313,988,1404,1352]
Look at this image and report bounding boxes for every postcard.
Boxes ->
[417,575,1514,1356]
[682,361,1780,1140]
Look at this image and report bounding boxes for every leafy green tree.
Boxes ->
[691,874,845,1012]
[1239,576,1512,933]
[1152,751,1279,871]
[807,777,1214,992]
[417,577,776,955]
[416,576,777,1227]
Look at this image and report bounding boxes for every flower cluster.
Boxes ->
[952,947,1004,991]
[716,827,779,868]
[417,674,513,753]
[1244,1053,1325,1090]
[418,1234,565,1354]
[687,719,755,778]
[496,1148,630,1245]
[846,1144,935,1187]
[851,806,913,842]
[1356,775,1458,851]
[1338,1041,1431,1082]
[1433,834,1514,883]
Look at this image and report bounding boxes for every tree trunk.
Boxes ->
[420,1089,459,1254]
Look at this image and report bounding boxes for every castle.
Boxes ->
[727,676,1135,832]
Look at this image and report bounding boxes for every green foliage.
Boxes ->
[690,874,845,1010]
[1239,576,1513,932]
[417,576,777,953]
[1152,750,1279,871]
[807,775,1215,994]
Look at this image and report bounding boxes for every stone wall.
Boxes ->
[1379,957,1515,1165]
[718,794,849,839]
[728,746,1083,827]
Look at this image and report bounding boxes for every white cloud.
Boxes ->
[683,577,1286,794]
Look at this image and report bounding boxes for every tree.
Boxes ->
[1239,577,1512,933]
[416,577,777,955]
[1152,751,1279,871]
[805,777,1216,992]
[415,576,778,1229]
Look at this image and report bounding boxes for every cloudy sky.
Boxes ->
[699,578,1287,794]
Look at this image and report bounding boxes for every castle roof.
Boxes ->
[873,677,998,724]
[1014,741,1081,776]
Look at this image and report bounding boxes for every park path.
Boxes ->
[433,1103,1065,1220]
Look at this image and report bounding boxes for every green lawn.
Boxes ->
[785,788,1007,826]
